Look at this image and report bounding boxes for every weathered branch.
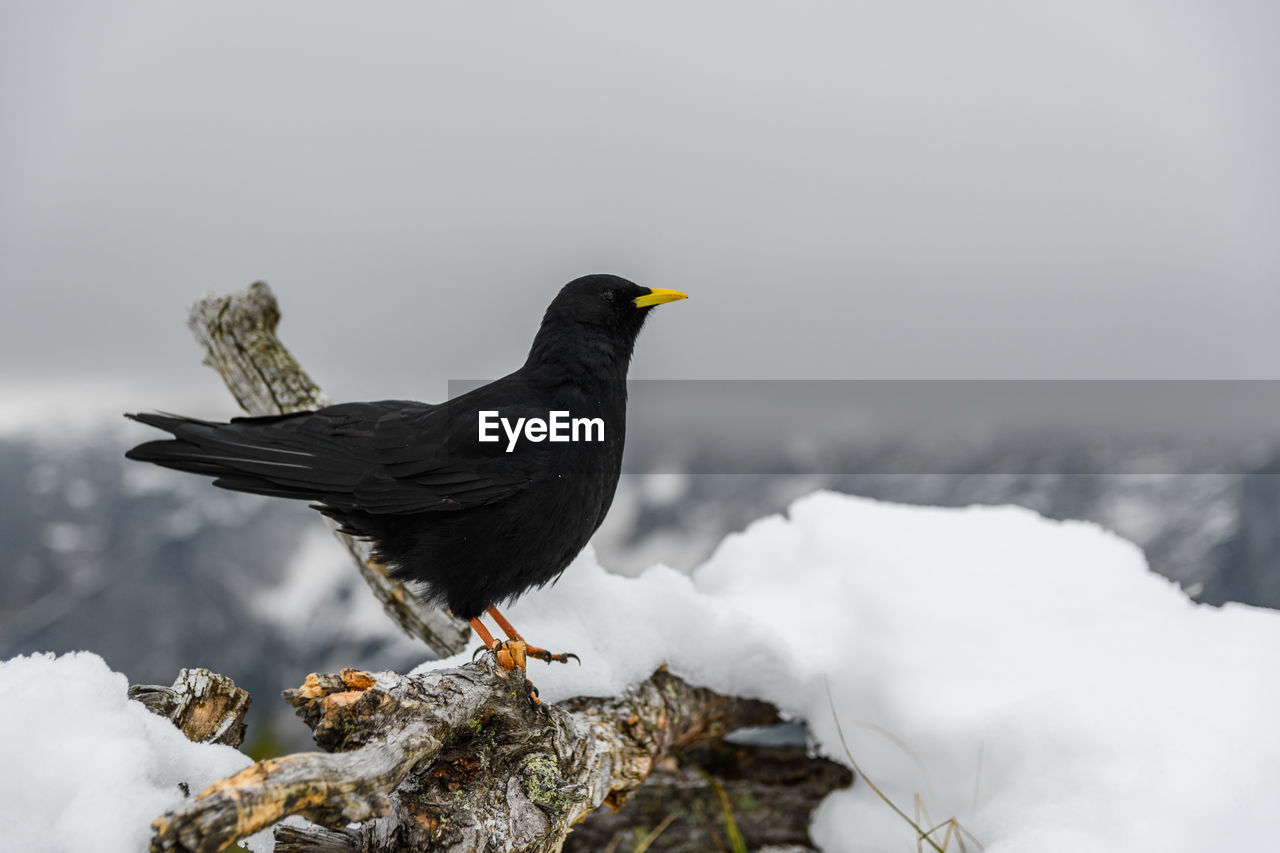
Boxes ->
[186,282,471,657]
[130,668,251,748]
[564,739,853,852]
[150,660,779,853]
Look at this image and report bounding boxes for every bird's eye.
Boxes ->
[601,291,615,303]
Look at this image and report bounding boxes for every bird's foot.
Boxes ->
[468,617,547,705]
[493,639,528,672]
[481,607,579,666]
[489,641,548,705]
[523,646,581,665]
[487,638,579,668]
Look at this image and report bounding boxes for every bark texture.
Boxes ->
[185,282,472,657]
[149,659,782,852]
[130,668,251,748]
[564,739,852,853]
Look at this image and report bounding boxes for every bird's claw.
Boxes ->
[525,648,580,666]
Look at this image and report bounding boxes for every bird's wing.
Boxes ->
[348,399,553,514]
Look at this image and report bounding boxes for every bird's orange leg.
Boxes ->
[470,615,531,672]
[468,617,498,651]
[485,606,522,640]
[485,606,580,665]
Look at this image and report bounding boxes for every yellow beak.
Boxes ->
[633,288,689,308]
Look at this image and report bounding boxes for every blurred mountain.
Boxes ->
[2,417,1276,748]
[600,437,1259,607]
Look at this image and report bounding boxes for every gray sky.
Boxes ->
[3,1,1279,422]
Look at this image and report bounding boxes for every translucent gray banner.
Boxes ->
[446,380,1280,475]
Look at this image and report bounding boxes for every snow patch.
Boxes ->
[0,652,270,852]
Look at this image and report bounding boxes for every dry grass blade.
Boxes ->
[631,812,680,853]
[691,765,748,853]
[823,682,943,853]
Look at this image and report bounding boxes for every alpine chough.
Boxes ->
[126,274,687,670]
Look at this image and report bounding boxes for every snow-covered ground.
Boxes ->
[4,491,1278,851]
[0,652,260,851]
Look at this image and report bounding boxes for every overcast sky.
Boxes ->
[3,2,1279,423]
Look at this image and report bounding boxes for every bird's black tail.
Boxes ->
[124,411,341,501]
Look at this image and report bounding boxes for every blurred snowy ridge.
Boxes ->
[4,400,1280,755]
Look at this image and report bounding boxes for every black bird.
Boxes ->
[126,274,686,668]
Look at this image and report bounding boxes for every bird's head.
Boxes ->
[549,274,686,328]
[526,274,687,376]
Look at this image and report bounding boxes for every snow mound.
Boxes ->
[424,491,1280,852]
[0,652,264,853]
